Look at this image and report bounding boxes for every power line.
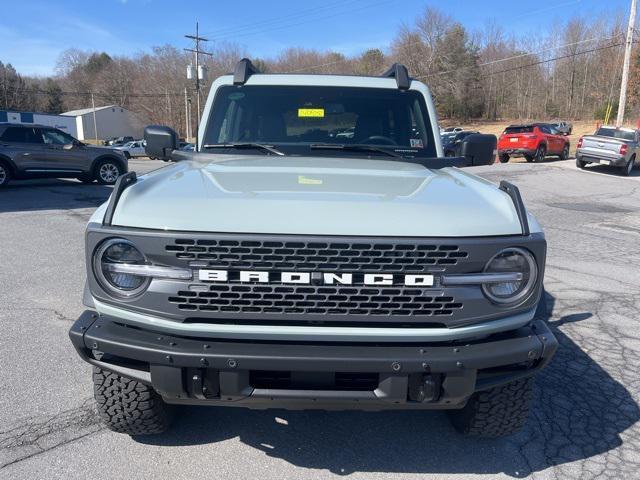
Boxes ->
[199,0,359,38]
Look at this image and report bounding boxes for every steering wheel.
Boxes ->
[359,135,396,146]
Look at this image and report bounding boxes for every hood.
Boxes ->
[110,155,524,237]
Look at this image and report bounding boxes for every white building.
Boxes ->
[62,105,146,141]
[0,110,78,136]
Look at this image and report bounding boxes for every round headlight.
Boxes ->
[482,248,537,305]
[93,238,150,298]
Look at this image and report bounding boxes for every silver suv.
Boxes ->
[0,123,128,187]
[69,60,556,438]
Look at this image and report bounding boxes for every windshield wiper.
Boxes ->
[202,143,285,156]
[310,143,403,158]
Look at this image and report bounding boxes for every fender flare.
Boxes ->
[0,154,17,176]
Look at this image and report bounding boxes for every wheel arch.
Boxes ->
[0,154,17,176]
[91,155,127,175]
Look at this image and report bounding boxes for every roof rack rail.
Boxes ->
[382,63,411,90]
[499,180,530,236]
[233,58,260,85]
[103,171,137,226]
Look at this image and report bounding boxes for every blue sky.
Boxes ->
[0,0,632,76]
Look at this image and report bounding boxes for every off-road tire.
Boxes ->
[576,158,587,169]
[448,377,534,437]
[499,154,510,163]
[93,367,173,435]
[560,144,569,160]
[94,158,123,185]
[0,160,11,187]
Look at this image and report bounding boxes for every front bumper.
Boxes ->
[69,310,558,410]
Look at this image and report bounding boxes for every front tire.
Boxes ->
[448,377,534,437]
[93,367,173,435]
[576,158,587,169]
[560,144,569,160]
[95,159,123,185]
[0,161,11,187]
[499,154,510,163]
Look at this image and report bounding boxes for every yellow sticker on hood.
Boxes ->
[298,108,325,118]
[298,175,323,185]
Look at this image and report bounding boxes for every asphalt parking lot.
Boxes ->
[0,158,639,479]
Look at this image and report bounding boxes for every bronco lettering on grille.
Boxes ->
[198,269,434,286]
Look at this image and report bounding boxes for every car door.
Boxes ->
[38,128,88,173]
[0,126,49,173]
[548,125,564,154]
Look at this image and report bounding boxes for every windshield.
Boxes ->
[595,127,636,141]
[203,85,437,157]
[504,126,533,134]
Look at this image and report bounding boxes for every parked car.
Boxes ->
[440,126,464,135]
[497,123,570,163]
[552,121,573,136]
[575,125,638,176]
[442,130,480,157]
[0,123,128,187]
[114,140,147,158]
[179,142,195,152]
[70,59,557,438]
[105,136,134,147]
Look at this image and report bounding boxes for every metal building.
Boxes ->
[61,105,146,141]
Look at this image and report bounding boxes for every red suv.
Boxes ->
[498,123,570,163]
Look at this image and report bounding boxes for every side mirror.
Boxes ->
[144,125,178,161]
[459,134,498,166]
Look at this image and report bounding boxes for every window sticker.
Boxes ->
[410,138,424,148]
[298,175,323,185]
[298,108,325,118]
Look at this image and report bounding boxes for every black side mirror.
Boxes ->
[459,134,497,166]
[144,125,178,161]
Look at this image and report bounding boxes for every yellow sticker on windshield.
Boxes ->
[298,108,325,118]
[298,175,323,185]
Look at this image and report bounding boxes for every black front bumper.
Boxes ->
[69,311,557,410]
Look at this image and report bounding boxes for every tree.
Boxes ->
[356,49,385,75]
[45,79,64,113]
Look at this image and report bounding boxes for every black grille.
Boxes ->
[165,239,468,272]
[168,284,463,317]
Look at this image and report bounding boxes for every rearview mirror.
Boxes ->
[459,134,498,166]
[144,125,178,161]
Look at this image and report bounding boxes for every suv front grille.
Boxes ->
[165,239,468,272]
[168,284,463,317]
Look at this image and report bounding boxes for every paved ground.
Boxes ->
[0,158,639,479]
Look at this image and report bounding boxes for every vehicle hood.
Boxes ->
[107,155,525,237]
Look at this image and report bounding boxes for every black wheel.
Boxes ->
[93,367,173,435]
[576,158,587,169]
[448,377,534,437]
[95,159,123,185]
[524,155,534,163]
[499,154,510,163]
[0,161,11,187]
[533,145,546,163]
[560,144,569,160]
[621,156,635,176]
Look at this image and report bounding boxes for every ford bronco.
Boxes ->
[69,60,557,437]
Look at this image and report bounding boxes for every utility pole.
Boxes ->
[184,87,190,139]
[91,93,99,144]
[185,21,213,150]
[616,0,637,127]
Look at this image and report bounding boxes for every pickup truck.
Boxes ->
[575,126,638,176]
[68,60,557,438]
[497,123,570,163]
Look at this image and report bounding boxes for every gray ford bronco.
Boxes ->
[69,60,557,437]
